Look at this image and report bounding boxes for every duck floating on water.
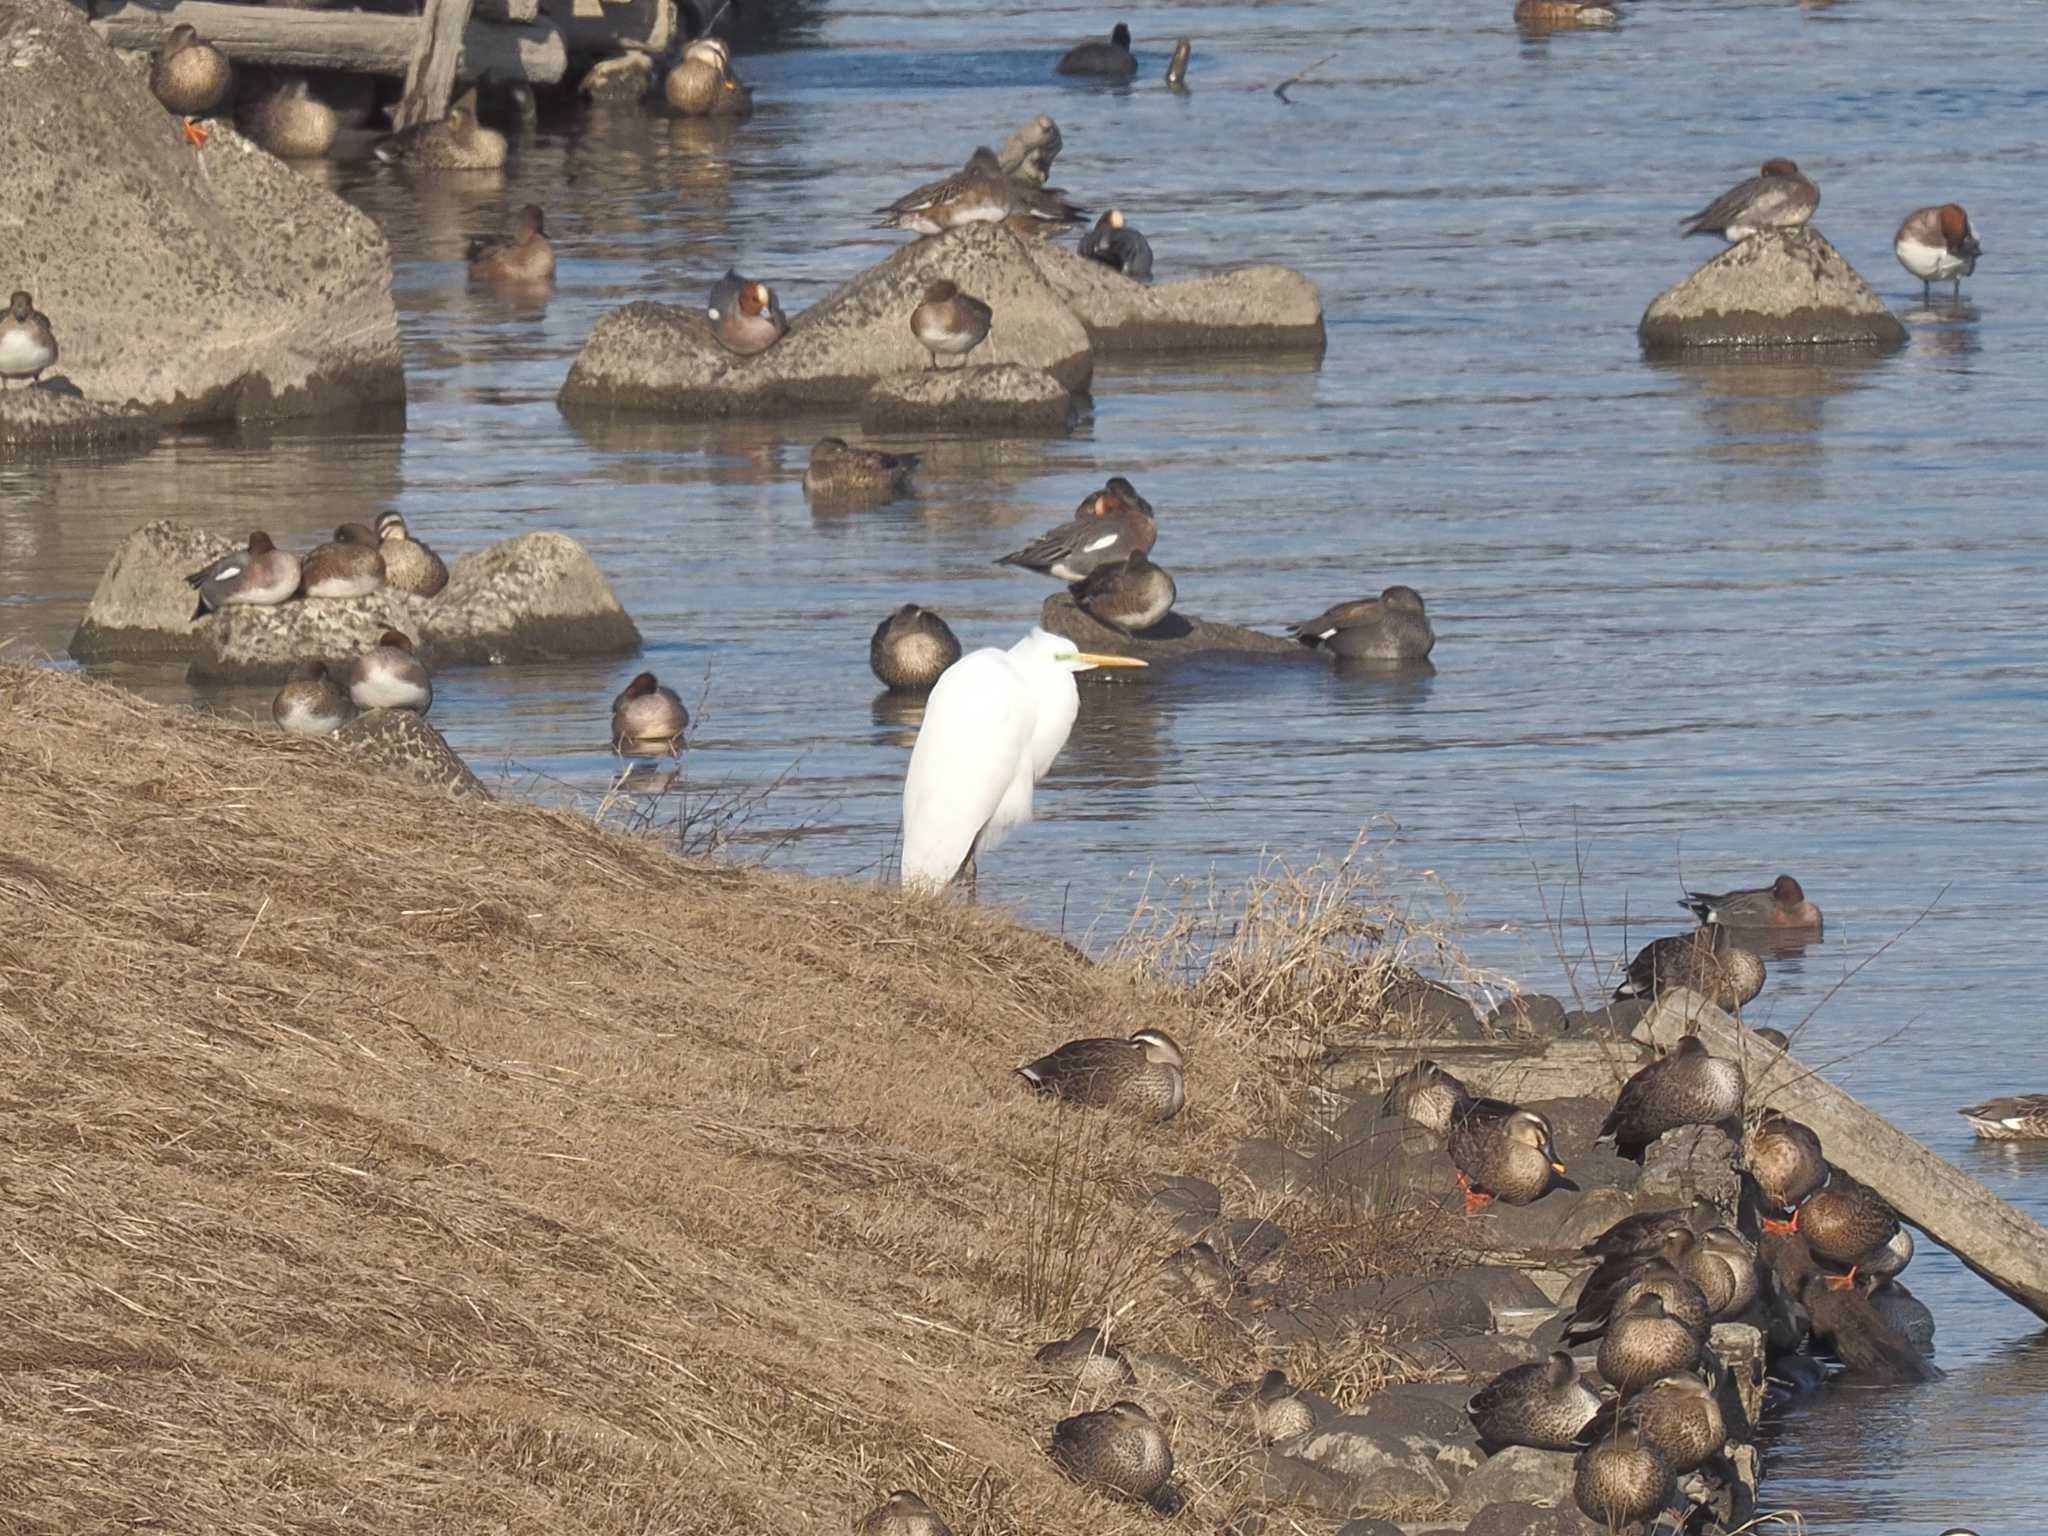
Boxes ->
[374,95,509,171]
[1680,873,1822,932]
[1288,587,1435,662]
[468,204,555,285]
[869,605,961,693]
[1057,21,1139,80]
[611,672,688,755]
[1079,209,1154,280]
[807,438,919,503]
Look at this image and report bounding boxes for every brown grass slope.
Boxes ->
[0,665,1455,1535]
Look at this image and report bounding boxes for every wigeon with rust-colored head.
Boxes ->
[713,280,787,355]
[1682,158,1819,242]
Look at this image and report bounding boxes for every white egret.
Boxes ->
[899,628,1146,892]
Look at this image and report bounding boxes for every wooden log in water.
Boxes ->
[393,0,475,129]
[90,0,569,85]
[1639,987,2048,1322]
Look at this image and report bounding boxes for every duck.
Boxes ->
[1514,0,1619,24]
[1595,1293,1702,1395]
[186,531,301,617]
[0,290,58,388]
[1681,158,1819,242]
[1165,37,1191,88]
[1579,1370,1723,1475]
[1160,1240,1240,1303]
[271,661,356,737]
[996,114,1062,186]
[1079,210,1154,281]
[1582,1200,1720,1261]
[238,74,337,159]
[1777,1235,1934,1382]
[1567,1235,1714,1341]
[665,37,752,117]
[1797,1165,1902,1282]
[854,1490,952,1536]
[1865,1274,1936,1355]
[1612,926,1765,1012]
[1466,1352,1603,1453]
[1447,1099,1567,1213]
[1049,1401,1173,1503]
[1574,1422,1674,1533]
[705,267,752,324]
[1896,203,1983,299]
[910,281,992,369]
[712,281,787,356]
[1598,1035,1744,1157]
[1033,1326,1136,1390]
[997,494,1157,582]
[1381,1058,1473,1136]
[1057,21,1139,80]
[878,146,1087,236]
[1287,587,1435,662]
[1680,874,1822,932]
[346,630,432,713]
[1958,1093,2048,1140]
[611,672,688,754]
[1698,1225,1761,1320]
[1070,550,1175,635]
[806,437,919,503]
[869,605,962,693]
[1014,1028,1185,1121]
[468,204,555,285]
[373,512,449,598]
[1745,1110,1828,1231]
[299,523,386,599]
[372,96,509,171]
[1220,1369,1316,1444]
[150,23,231,144]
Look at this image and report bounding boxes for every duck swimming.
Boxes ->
[806,437,919,503]
[1071,550,1176,635]
[1057,21,1139,80]
[1680,873,1822,932]
[1958,1093,2048,1140]
[468,204,556,285]
[665,37,752,117]
[1514,0,1619,26]
[909,281,991,369]
[869,605,961,693]
[611,672,688,755]
[373,97,509,171]
[1014,1029,1185,1121]
[1288,586,1435,661]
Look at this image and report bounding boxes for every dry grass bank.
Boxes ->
[0,666,1473,1535]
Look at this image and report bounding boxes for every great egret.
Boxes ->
[899,628,1145,891]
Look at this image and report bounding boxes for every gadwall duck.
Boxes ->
[271,661,355,737]
[300,523,386,599]
[1015,1029,1185,1121]
[0,291,57,388]
[1797,1165,1902,1281]
[1579,1369,1723,1475]
[1582,1200,1720,1261]
[346,631,432,713]
[854,1490,952,1536]
[1057,21,1138,80]
[468,204,556,284]
[910,281,991,369]
[1447,1100,1567,1213]
[869,605,961,693]
[665,37,752,117]
[1466,1351,1603,1453]
[997,491,1157,582]
[1049,1401,1173,1503]
[1680,873,1822,932]
[1574,1421,1674,1532]
[996,114,1062,186]
[239,74,337,159]
[374,512,448,598]
[1071,550,1176,635]
[1381,1058,1473,1136]
[373,98,509,171]
[1220,1370,1315,1444]
[1596,1293,1703,1395]
[1598,1035,1744,1157]
[1682,158,1819,241]
[1745,1110,1827,1230]
[1959,1093,2048,1140]
[1613,926,1765,1012]
[611,672,688,755]
[1288,587,1435,662]
[714,281,787,355]
[1079,209,1154,280]
[1896,203,1982,298]
[186,531,300,617]
[806,437,919,503]
[1165,37,1191,88]
[150,23,231,143]
[879,146,1086,236]
[1033,1326,1136,1390]
[1514,0,1618,25]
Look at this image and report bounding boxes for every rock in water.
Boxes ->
[1024,241,1326,356]
[861,363,1075,436]
[70,521,239,661]
[1639,228,1906,356]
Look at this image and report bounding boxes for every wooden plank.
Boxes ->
[1639,988,2048,1322]
[475,0,540,22]
[393,0,475,130]
[90,1,568,85]
[541,0,678,56]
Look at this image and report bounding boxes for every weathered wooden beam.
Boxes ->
[1639,988,2048,1323]
[393,0,475,129]
[90,1,568,85]
[475,0,540,23]
[543,0,678,57]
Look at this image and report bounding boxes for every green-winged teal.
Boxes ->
[186,531,300,617]
[1288,587,1435,662]
[1599,1035,1744,1156]
[1070,549,1175,635]
[1057,21,1138,80]
[611,672,688,755]
[808,438,919,503]
[0,291,57,387]
[1079,209,1154,280]
[300,523,386,599]
[869,605,961,693]
[1959,1093,2048,1140]
[1034,1325,1136,1390]
[1466,1351,1603,1452]
[1014,1029,1185,1120]
[1447,1099,1567,1212]
[1681,873,1822,932]
[272,661,355,737]
[150,23,231,142]
[1574,1421,1674,1532]
[1049,1400,1173,1502]
[1613,926,1765,1011]
[909,281,991,369]
[1897,204,1982,299]
[1683,159,1820,242]
[240,75,337,158]
[1381,1059,1473,1136]
[468,204,555,284]
[713,280,786,355]
[373,513,448,598]
[347,631,432,714]
[854,1490,952,1536]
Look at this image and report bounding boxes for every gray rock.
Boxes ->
[1022,241,1326,355]
[1462,1502,1601,1536]
[1312,1140,1456,1212]
[70,520,238,662]
[1037,592,1313,660]
[5,0,403,421]
[1258,1450,1363,1515]
[1639,227,1907,355]
[1146,1174,1222,1233]
[1422,1331,1547,1378]
[559,223,1092,417]
[1293,1410,1473,1503]
[1213,1216,1288,1269]
[424,531,642,668]
[194,585,437,683]
[1456,1266,1557,1321]
[1334,1521,1404,1536]
[1485,994,1569,1039]
[1560,1000,1648,1038]
[1455,1446,1577,1515]
[1271,1273,1493,1342]
[860,362,1075,436]
[331,709,490,800]
[0,385,158,459]
[1233,1137,1316,1196]
[1345,1382,1485,1455]
[1464,1185,1637,1259]
[1635,1125,1741,1211]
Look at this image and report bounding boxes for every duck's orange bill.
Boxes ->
[1076,653,1148,668]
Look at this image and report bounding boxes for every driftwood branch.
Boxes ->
[1273,51,1334,103]
[394,0,475,130]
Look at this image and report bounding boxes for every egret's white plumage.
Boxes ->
[899,627,1143,892]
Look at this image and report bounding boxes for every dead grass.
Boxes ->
[0,666,1474,1536]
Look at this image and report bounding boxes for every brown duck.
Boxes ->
[1050,1400,1173,1504]
[1582,1200,1720,1261]
[1014,1029,1185,1120]
[855,1490,952,1536]
[1599,1035,1744,1157]
[1219,1369,1316,1444]
[1034,1326,1135,1390]
[1745,1110,1828,1230]
[1613,926,1765,1011]
[1382,1058,1473,1136]
[1466,1351,1604,1452]
[468,204,556,284]
[1579,1369,1724,1475]
[1566,1234,1713,1341]
[1798,1165,1903,1282]
[1573,1421,1674,1532]
[1596,1292,1703,1395]
[868,604,961,693]
[1447,1100,1567,1213]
